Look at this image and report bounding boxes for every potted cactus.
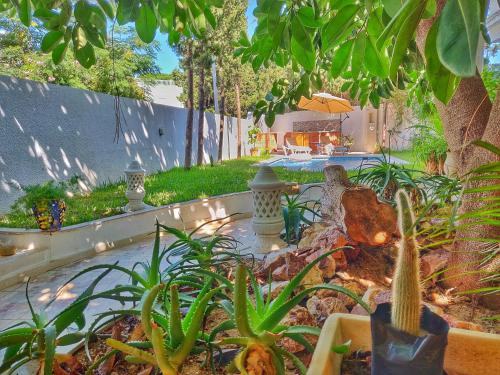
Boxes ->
[12,181,67,231]
[308,190,500,375]
[248,126,262,156]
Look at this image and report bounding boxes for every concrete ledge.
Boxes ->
[0,184,323,290]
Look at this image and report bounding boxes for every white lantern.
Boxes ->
[124,160,146,212]
[249,166,287,253]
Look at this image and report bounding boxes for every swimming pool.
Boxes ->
[268,155,407,171]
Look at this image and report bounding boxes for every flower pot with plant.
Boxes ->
[12,181,67,231]
[308,190,500,375]
[248,126,262,156]
[341,135,354,152]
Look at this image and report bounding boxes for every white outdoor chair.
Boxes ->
[284,140,312,160]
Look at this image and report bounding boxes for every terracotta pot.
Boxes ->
[307,313,500,375]
[32,199,66,231]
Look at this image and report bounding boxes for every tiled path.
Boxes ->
[0,218,254,332]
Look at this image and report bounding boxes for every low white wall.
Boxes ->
[0,75,252,213]
[0,183,323,290]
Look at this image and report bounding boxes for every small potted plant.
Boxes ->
[248,126,262,156]
[12,181,67,231]
[0,239,16,256]
[308,190,500,375]
[341,135,354,151]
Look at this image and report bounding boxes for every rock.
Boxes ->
[342,188,398,246]
[298,222,330,248]
[420,249,449,280]
[280,306,318,353]
[320,165,398,246]
[442,314,484,332]
[350,286,389,316]
[261,281,288,300]
[300,264,324,287]
[306,296,348,321]
[270,253,307,281]
[303,248,336,279]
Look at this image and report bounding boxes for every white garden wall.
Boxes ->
[0,75,252,213]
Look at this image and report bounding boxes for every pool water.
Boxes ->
[268,155,407,171]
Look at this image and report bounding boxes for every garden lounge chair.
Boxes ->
[283,139,312,160]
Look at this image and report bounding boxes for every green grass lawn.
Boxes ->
[0,157,324,229]
[0,152,419,229]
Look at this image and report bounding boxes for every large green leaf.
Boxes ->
[425,20,460,104]
[43,326,56,375]
[365,35,389,77]
[351,34,366,78]
[297,6,321,28]
[116,0,134,25]
[41,31,64,53]
[136,4,157,43]
[381,0,405,18]
[389,1,427,81]
[18,0,31,26]
[436,0,480,77]
[291,16,315,72]
[330,39,354,78]
[321,4,359,53]
[97,0,114,19]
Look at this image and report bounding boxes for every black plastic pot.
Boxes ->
[370,302,449,375]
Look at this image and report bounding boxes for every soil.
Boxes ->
[63,239,498,374]
[340,350,371,375]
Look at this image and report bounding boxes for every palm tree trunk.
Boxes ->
[217,80,225,162]
[184,40,194,170]
[416,0,499,293]
[235,79,242,158]
[197,66,206,166]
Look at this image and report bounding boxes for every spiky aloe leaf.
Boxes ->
[234,265,257,338]
[141,284,164,341]
[42,326,56,375]
[149,221,162,287]
[0,328,34,349]
[181,278,214,332]
[171,286,223,366]
[151,323,177,375]
[106,339,157,365]
[168,285,184,349]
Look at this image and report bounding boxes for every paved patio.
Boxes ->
[0,218,254,332]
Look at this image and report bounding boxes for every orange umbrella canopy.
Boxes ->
[298,93,353,113]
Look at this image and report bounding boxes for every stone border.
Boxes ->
[0,185,323,290]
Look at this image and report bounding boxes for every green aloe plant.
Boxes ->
[213,250,370,374]
[107,280,223,375]
[282,185,321,244]
[0,268,112,374]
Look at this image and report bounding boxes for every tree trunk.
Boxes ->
[235,79,242,158]
[197,66,206,166]
[217,80,225,162]
[416,0,499,293]
[184,41,194,170]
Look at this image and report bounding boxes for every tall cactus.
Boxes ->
[391,190,421,336]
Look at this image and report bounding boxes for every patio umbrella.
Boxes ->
[298,93,354,142]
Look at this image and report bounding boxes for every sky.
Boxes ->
[155,0,257,72]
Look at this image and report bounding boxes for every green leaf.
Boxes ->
[18,0,31,26]
[136,4,157,43]
[0,328,33,349]
[43,326,56,375]
[97,0,114,19]
[332,340,351,354]
[365,35,389,77]
[377,0,417,48]
[204,7,216,28]
[367,8,384,38]
[265,110,276,127]
[351,34,366,78]
[437,0,480,77]
[389,1,427,81]
[321,4,359,53]
[297,6,321,28]
[291,16,315,72]
[369,90,381,108]
[41,31,64,53]
[117,0,134,25]
[330,39,354,78]
[425,20,460,104]
[381,0,405,18]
